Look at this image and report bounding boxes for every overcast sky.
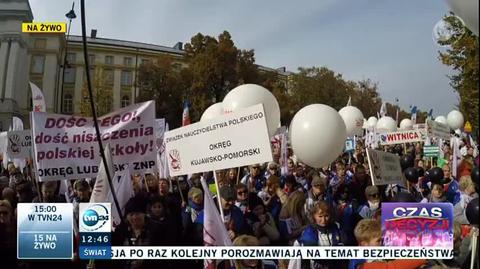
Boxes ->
[29,0,458,116]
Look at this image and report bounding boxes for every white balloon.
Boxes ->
[435,116,447,125]
[447,110,464,130]
[362,118,368,129]
[223,84,280,137]
[376,116,397,132]
[200,102,224,121]
[338,106,364,137]
[447,0,479,36]
[367,117,378,129]
[290,104,347,168]
[399,119,413,130]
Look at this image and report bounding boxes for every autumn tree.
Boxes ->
[136,55,189,128]
[79,68,113,117]
[183,31,260,121]
[438,13,479,131]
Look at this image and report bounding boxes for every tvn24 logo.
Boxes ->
[79,203,111,233]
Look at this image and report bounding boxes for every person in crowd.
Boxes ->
[349,164,370,205]
[33,181,66,203]
[305,175,330,215]
[0,176,9,198]
[329,162,346,199]
[235,183,249,215]
[145,173,159,195]
[279,190,308,245]
[265,162,280,179]
[181,187,203,245]
[283,174,301,195]
[15,179,34,203]
[218,235,278,269]
[72,179,91,235]
[148,195,177,246]
[198,185,249,241]
[297,201,346,268]
[158,177,182,229]
[443,164,461,204]
[263,175,288,223]
[293,163,307,189]
[349,219,427,269]
[0,200,16,268]
[113,196,164,269]
[246,193,280,245]
[241,164,267,193]
[1,187,16,209]
[227,168,239,187]
[454,176,478,224]
[358,186,381,219]
[286,157,296,176]
[421,183,447,203]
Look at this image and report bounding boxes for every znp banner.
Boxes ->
[31,101,156,181]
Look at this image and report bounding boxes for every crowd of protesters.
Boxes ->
[0,133,479,269]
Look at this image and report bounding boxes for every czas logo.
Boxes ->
[79,203,111,233]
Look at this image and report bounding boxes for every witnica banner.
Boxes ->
[378,130,427,145]
[31,101,156,181]
[164,104,273,176]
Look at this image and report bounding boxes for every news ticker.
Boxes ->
[17,202,454,260]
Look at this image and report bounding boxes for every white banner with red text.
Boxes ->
[31,101,156,181]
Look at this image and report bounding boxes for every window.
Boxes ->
[85,67,95,80]
[64,67,76,83]
[31,55,45,74]
[34,39,47,49]
[63,94,73,114]
[88,54,95,64]
[105,55,114,65]
[121,70,132,86]
[66,53,76,65]
[104,69,114,85]
[121,95,130,107]
[123,57,132,66]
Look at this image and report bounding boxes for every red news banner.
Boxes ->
[31,101,156,181]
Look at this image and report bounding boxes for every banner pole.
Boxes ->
[176,177,185,203]
[366,149,375,186]
[213,171,225,222]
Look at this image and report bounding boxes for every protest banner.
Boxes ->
[424,145,440,158]
[345,138,355,153]
[6,130,32,159]
[31,101,156,181]
[164,104,273,176]
[379,129,427,145]
[426,119,450,140]
[366,149,404,186]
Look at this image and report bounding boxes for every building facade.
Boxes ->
[0,0,290,131]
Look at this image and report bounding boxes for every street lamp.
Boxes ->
[60,2,76,114]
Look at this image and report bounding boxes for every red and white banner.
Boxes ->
[378,129,427,145]
[30,82,46,112]
[31,101,156,181]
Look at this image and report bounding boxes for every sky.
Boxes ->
[29,0,458,116]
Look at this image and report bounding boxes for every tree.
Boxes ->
[137,55,188,128]
[438,13,479,131]
[183,31,260,121]
[79,68,113,117]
